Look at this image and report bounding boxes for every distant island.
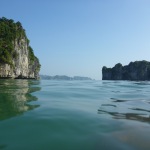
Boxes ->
[0,17,41,79]
[102,60,150,80]
[40,75,93,80]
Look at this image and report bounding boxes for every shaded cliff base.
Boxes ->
[0,77,39,80]
[102,60,150,81]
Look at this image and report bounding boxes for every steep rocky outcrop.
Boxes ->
[102,60,150,80]
[0,17,40,79]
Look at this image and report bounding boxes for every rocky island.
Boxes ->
[102,60,150,80]
[0,17,40,79]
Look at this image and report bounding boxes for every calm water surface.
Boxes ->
[0,79,150,150]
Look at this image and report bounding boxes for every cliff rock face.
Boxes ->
[102,61,150,80]
[0,17,40,79]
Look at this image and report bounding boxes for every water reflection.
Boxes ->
[130,108,150,113]
[0,79,41,121]
[110,98,128,102]
[0,144,7,149]
[98,109,150,122]
[98,81,150,125]
[101,95,150,123]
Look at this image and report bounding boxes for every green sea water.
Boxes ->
[0,79,150,150]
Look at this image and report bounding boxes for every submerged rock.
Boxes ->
[0,17,41,79]
[102,60,150,80]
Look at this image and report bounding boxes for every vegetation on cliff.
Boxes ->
[0,17,40,70]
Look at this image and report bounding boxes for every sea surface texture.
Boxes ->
[0,79,150,150]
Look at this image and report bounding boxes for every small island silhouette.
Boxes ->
[102,60,150,81]
[40,75,93,80]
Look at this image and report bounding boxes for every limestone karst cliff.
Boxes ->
[0,17,41,79]
[102,60,150,80]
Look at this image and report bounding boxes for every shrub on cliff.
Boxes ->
[0,17,40,69]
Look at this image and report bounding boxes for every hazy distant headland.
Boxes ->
[102,60,150,81]
[40,75,93,81]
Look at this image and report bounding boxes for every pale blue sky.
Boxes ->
[0,0,150,80]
